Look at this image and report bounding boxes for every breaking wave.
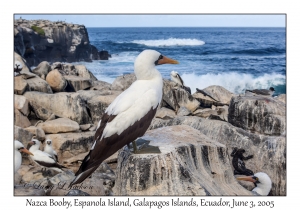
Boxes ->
[181,72,286,95]
[130,38,205,47]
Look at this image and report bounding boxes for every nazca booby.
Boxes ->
[170,71,191,94]
[29,139,66,169]
[170,71,184,86]
[44,139,58,162]
[245,87,275,96]
[237,172,272,195]
[15,140,33,173]
[69,49,179,186]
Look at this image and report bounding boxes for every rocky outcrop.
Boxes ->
[64,75,92,91]
[37,118,80,134]
[32,61,51,79]
[14,95,30,116]
[14,19,102,66]
[155,107,176,119]
[114,125,252,196]
[150,116,286,196]
[90,80,112,91]
[228,95,286,136]
[45,131,95,164]
[13,56,286,196]
[24,126,46,141]
[276,94,286,104]
[14,108,31,128]
[111,73,137,91]
[23,91,91,124]
[99,50,111,60]
[14,126,34,146]
[14,76,29,95]
[26,75,53,93]
[203,85,234,104]
[14,52,31,73]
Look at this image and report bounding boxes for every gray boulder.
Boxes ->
[228,95,286,136]
[37,118,80,134]
[14,108,31,128]
[275,94,286,104]
[111,73,136,91]
[14,125,34,146]
[14,94,30,116]
[64,75,92,91]
[155,107,176,120]
[150,116,286,196]
[75,65,98,82]
[114,125,252,196]
[90,80,112,91]
[26,76,53,93]
[24,91,91,124]
[203,85,234,104]
[32,61,51,79]
[14,76,29,95]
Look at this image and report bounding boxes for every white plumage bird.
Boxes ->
[29,139,66,170]
[170,70,184,87]
[237,172,272,195]
[14,140,33,173]
[69,49,179,187]
[43,139,58,162]
[170,70,191,94]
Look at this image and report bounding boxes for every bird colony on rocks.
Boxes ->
[14,19,286,196]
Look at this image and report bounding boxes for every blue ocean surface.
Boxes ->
[74,27,286,95]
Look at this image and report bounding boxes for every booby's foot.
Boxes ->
[132,141,138,154]
[131,139,161,154]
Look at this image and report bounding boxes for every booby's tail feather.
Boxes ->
[69,166,98,188]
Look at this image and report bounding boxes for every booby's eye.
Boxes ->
[18,147,24,150]
[154,55,164,65]
[252,176,260,183]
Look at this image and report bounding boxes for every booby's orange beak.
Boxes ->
[157,56,179,65]
[236,176,256,183]
[20,148,34,156]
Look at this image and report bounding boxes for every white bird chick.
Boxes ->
[44,139,58,162]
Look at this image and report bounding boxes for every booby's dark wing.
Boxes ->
[176,74,184,86]
[196,88,218,101]
[32,150,67,169]
[54,154,58,163]
[35,160,67,169]
[70,106,158,186]
[246,89,271,95]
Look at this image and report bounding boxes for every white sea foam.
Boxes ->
[131,38,205,47]
[181,72,286,94]
[109,51,139,63]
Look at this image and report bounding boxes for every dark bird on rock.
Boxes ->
[14,61,23,75]
[196,88,218,101]
[245,87,275,96]
[231,147,254,176]
[69,49,179,187]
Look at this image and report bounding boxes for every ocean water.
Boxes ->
[75,27,286,95]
